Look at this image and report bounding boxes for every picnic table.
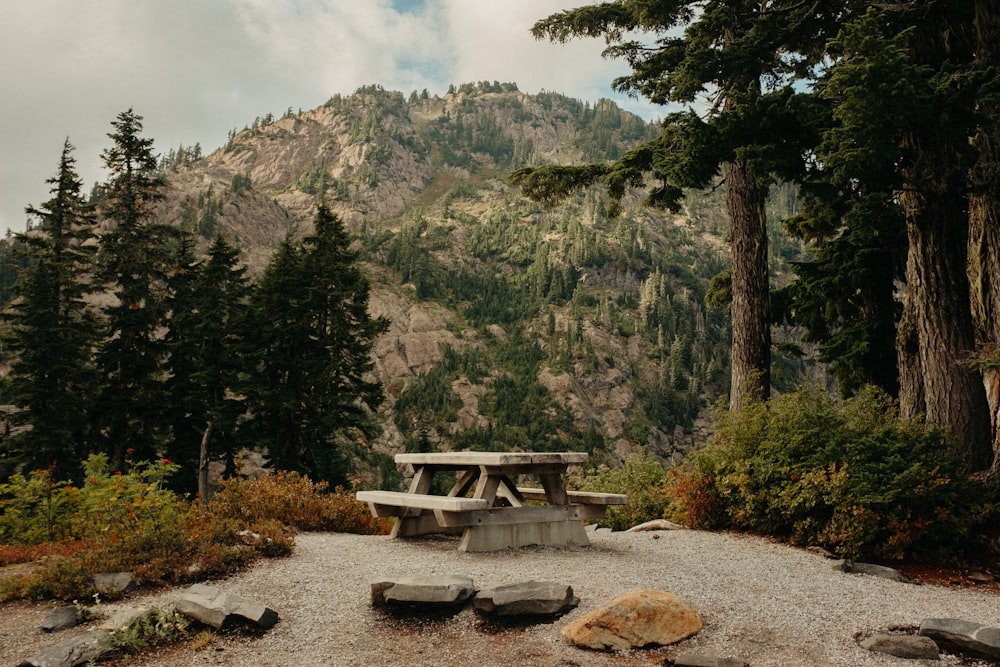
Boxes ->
[356,451,627,552]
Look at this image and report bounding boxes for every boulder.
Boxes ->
[473,581,578,618]
[861,634,940,660]
[920,618,1000,659]
[561,589,702,651]
[174,583,279,630]
[17,630,113,667]
[835,560,908,583]
[371,575,476,612]
[92,572,135,597]
[40,606,80,633]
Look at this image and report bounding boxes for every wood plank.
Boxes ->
[434,504,585,527]
[356,490,488,512]
[396,451,588,467]
[516,488,628,505]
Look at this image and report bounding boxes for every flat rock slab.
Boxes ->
[920,618,1000,659]
[671,653,751,667]
[836,560,908,583]
[175,583,279,630]
[861,634,940,660]
[40,606,80,633]
[17,629,113,667]
[561,589,702,652]
[371,575,476,611]
[473,581,578,618]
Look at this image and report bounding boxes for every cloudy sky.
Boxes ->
[1,0,663,234]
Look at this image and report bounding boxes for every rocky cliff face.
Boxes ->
[155,83,729,469]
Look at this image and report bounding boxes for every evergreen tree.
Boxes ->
[93,109,179,469]
[164,234,249,496]
[513,1,834,410]
[241,205,389,484]
[1,140,99,478]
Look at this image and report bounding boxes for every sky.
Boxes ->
[0,0,662,235]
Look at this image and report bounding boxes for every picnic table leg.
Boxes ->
[458,520,590,552]
[539,472,569,505]
[392,464,443,538]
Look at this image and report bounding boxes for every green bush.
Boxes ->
[667,385,996,562]
[573,451,672,530]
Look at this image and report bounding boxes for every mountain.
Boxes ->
[151,82,765,474]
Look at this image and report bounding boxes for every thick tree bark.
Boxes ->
[900,163,993,471]
[894,7,994,472]
[969,0,1000,470]
[725,159,771,411]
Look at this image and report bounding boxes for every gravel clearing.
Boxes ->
[3,528,999,666]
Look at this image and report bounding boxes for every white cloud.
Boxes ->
[0,0,663,234]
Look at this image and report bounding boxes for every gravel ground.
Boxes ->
[3,528,1000,667]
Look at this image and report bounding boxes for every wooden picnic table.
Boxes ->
[356,451,627,552]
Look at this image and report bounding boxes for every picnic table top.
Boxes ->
[394,451,588,466]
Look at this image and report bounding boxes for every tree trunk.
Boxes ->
[900,159,993,471]
[894,6,993,472]
[198,421,213,509]
[970,0,1000,469]
[725,159,771,411]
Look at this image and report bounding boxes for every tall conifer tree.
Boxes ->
[513,0,835,410]
[164,234,249,495]
[1,140,99,478]
[240,205,388,484]
[94,109,178,469]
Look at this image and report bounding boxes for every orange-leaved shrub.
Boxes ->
[209,471,389,535]
[666,385,997,563]
[0,457,388,602]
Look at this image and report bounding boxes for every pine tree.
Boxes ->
[241,205,389,484]
[164,234,249,496]
[513,1,835,410]
[1,140,99,478]
[93,109,179,469]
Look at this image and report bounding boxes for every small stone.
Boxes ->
[861,634,940,660]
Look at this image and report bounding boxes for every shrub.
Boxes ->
[572,451,672,530]
[0,466,80,544]
[667,385,996,562]
[209,471,390,535]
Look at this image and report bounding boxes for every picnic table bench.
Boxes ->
[356,451,627,552]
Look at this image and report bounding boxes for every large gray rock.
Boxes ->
[371,575,476,610]
[174,583,279,630]
[920,618,1000,659]
[92,572,135,597]
[836,560,909,583]
[473,581,578,618]
[561,589,702,651]
[17,630,113,667]
[40,606,80,633]
[861,634,940,660]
